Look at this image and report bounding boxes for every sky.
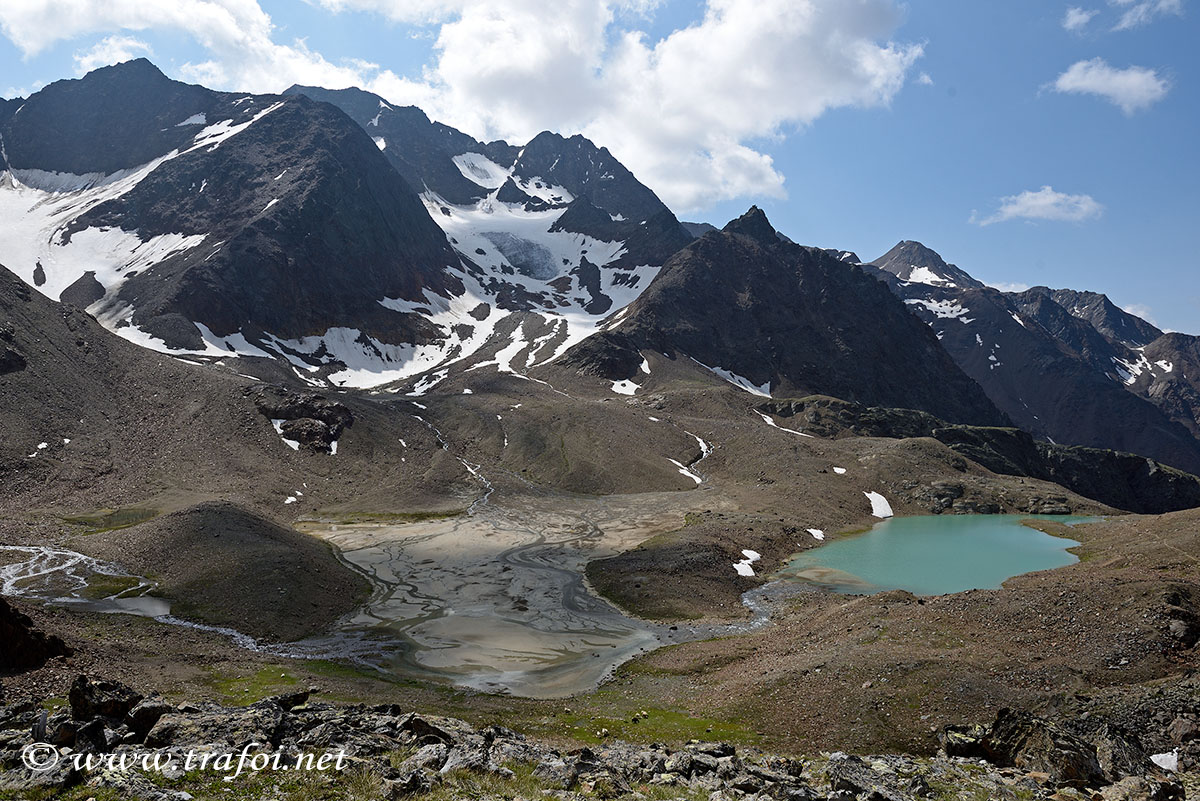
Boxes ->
[1,0,1196,332]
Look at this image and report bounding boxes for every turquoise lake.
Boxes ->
[783,515,1090,596]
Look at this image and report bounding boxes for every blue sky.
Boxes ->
[1,0,1195,332]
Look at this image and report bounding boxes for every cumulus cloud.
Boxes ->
[73,34,153,74]
[985,280,1032,293]
[971,186,1104,226]
[370,0,923,211]
[1120,302,1158,324]
[0,1,374,93]
[1051,58,1168,114]
[1111,0,1183,30]
[917,72,934,85]
[0,0,923,213]
[1062,7,1099,31]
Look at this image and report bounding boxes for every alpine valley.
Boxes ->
[0,61,1197,801]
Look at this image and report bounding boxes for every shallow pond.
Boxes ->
[782,515,1090,596]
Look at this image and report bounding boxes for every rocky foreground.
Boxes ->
[0,676,1193,801]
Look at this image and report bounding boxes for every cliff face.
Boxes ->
[765,395,1200,514]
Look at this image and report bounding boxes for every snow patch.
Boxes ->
[757,412,813,438]
[667,458,702,485]
[905,265,955,286]
[733,549,761,577]
[452,152,510,190]
[1150,750,1178,772]
[692,358,771,397]
[864,491,894,519]
[611,379,639,395]
[175,113,206,127]
[833,467,847,475]
[905,298,972,321]
[270,419,301,451]
[807,528,825,541]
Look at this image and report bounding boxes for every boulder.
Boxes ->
[979,708,1107,788]
[69,676,142,721]
[144,701,284,750]
[1099,776,1186,801]
[1167,717,1197,745]
[826,754,919,801]
[0,598,71,673]
[126,696,175,738]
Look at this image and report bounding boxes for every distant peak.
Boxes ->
[88,58,167,81]
[722,206,778,245]
[871,240,983,290]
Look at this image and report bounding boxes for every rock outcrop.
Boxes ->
[0,597,71,674]
[0,676,1187,800]
[763,395,1200,514]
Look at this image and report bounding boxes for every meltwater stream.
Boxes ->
[0,491,773,698]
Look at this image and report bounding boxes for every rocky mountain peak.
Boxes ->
[721,206,779,246]
[871,240,984,290]
[1041,287,1164,348]
[1,58,213,176]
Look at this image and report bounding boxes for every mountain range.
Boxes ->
[2,58,1199,478]
[864,242,1200,473]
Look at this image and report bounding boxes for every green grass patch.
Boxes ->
[78,573,143,600]
[62,507,158,533]
[204,666,302,705]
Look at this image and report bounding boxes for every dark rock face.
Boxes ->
[0,321,25,374]
[940,708,1154,789]
[0,347,25,374]
[252,386,353,452]
[867,242,1200,475]
[984,708,1107,787]
[69,97,461,346]
[69,676,142,721]
[0,59,213,176]
[567,208,1007,427]
[765,395,1200,514]
[1044,287,1164,349]
[284,84,518,207]
[0,597,71,673]
[57,272,105,309]
[4,61,463,350]
[288,84,693,272]
[1134,333,1200,439]
[513,131,666,222]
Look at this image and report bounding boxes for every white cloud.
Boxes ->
[917,71,934,85]
[73,35,153,74]
[1111,0,1183,30]
[0,0,922,212]
[1051,57,1168,114]
[1062,7,1099,31]
[0,1,374,95]
[985,280,1032,293]
[1120,302,1157,324]
[370,0,923,211]
[971,186,1104,226]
